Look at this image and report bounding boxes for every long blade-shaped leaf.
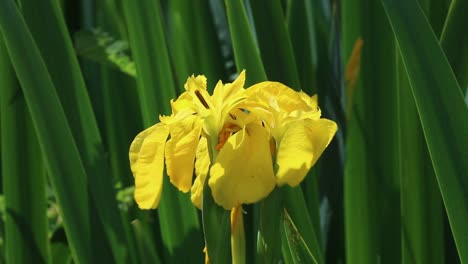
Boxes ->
[225,0,267,85]
[0,1,91,262]
[343,0,401,263]
[282,209,318,264]
[202,181,232,263]
[122,1,202,262]
[18,0,130,261]
[283,187,324,264]
[286,0,318,90]
[440,0,468,93]
[249,0,300,89]
[381,0,468,261]
[0,35,50,264]
[166,0,226,90]
[257,189,281,263]
[399,3,445,263]
[398,53,444,264]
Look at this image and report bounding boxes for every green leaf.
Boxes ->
[342,0,401,263]
[122,1,203,262]
[381,0,468,262]
[0,35,50,264]
[132,220,162,264]
[283,187,324,264]
[249,0,301,89]
[51,243,73,264]
[202,179,232,264]
[18,0,132,261]
[190,1,227,86]
[165,0,197,91]
[398,53,445,264]
[440,0,468,93]
[282,209,318,264]
[0,1,91,262]
[257,188,282,264]
[286,0,318,91]
[166,0,226,90]
[281,227,294,264]
[122,0,177,120]
[75,29,136,77]
[399,3,445,263]
[224,0,267,85]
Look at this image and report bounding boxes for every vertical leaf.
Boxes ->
[440,0,468,93]
[282,209,318,264]
[202,181,232,263]
[381,0,468,262]
[399,2,445,263]
[343,0,401,263]
[224,0,267,85]
[0,1,91,262]
[257,189,281,264]
[398,53,444,264]
[283,187,324,263]
[286,0,318,90]
[0,35,50,264]
[286,0,324,254]
[18,0,131,261]
[122,1,203,262]
[249,0,301,88]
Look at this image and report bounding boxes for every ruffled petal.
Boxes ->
[170,92,197,114]
[209,123,276,210]
[191,137,210,209]
[221,70,246,103]
[184,74,214,110]
[165,116,202,192]
[298,92,318,110]
[246,82,309,112]
[185,74,207,91]
[129,123,169,209]
[276,119,337,186]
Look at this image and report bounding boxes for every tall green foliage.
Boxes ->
[0,0,466,263]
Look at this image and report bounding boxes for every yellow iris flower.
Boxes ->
[129,71,337,211]
[246,82,337,186]
[208,81,337,209]
[129,71,248,209]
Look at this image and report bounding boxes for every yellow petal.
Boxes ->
[170,92,197,114]
[276,119,337,187]
[209,123,276,210]
[213,70,246,105]
[298,92,319,111]
[185,74,207,91]
[191,137,210,209]
[246,82,309,112]
[129,123,169,209]
[184,74,214,110]
[165,116,202,192]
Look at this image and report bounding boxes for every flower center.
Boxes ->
[216,123,241,150]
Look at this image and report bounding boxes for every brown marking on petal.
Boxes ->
[229,113,237,120]
[270,137,276,156]
[194,90,210,109]
[216,123,241,150]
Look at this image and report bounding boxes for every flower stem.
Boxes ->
[231,206,246,264]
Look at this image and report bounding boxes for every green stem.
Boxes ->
[202,137,232,263]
